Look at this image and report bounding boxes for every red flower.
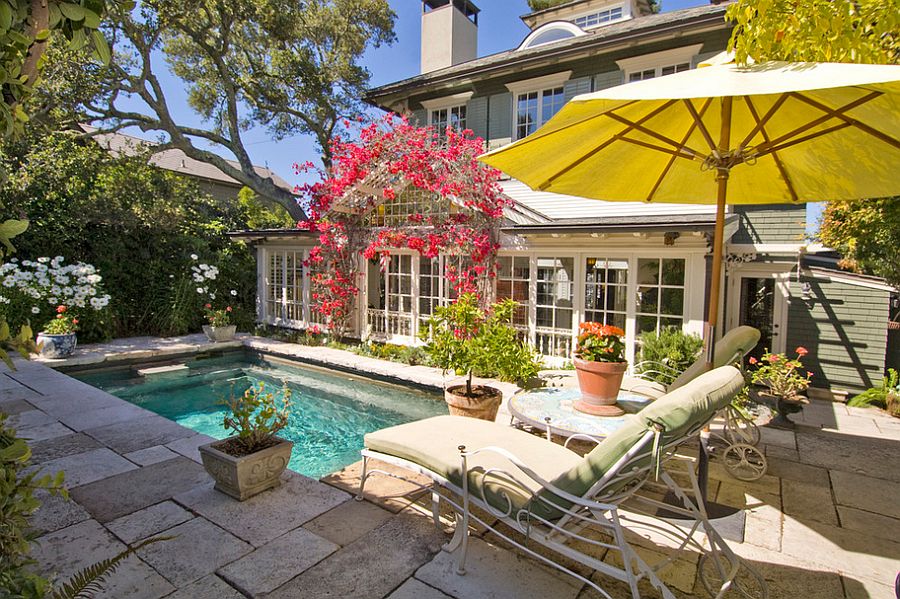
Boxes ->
[226,306,232,312]
[768,354,780,363]
[807,371,814,377]
[72,318,79,325]
[749,356,757,364]
[795,346,808,356]
[205,303,211,309]
[56,305,66,314]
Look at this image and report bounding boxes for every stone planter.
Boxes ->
[36,332,77,358]
[573,357,627,417]
[202,324,236,342]
[199,436,293,501]
[445,384,502,421]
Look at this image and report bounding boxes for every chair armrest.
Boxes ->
[620,376,666,399]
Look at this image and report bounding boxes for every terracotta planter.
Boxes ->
[36,332,77,358]
[199,436,293,501]
[573,357,627,417]
[203,324,236,342]
[445,384,502,421]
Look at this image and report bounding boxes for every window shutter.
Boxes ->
[488,92,513,145]
[467,96,488,140]
[691,51,720,69]
[593,70,624,91]
[564,76,592,102]
[409,108,427,127]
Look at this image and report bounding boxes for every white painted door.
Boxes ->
[726,265,791,359]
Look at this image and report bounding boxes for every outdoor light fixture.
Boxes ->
[800,282,813,301]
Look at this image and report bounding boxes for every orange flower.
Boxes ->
[56,305,67,314]
[795,346,808,356]
[749,356,757,364]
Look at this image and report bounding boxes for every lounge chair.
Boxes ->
[360,366,767,599]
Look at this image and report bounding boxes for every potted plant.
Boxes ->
[199,382,293,500]
[573,322,627,416]
[202,303,236,342]
[749,347,812,428]
[36,305,79,358]
[420,293,536,421]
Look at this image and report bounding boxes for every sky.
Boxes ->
[127,0,823,231]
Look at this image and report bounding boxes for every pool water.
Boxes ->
[75,353,447,478]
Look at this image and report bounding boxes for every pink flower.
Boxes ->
[748,357,757,365]
[795,346,808,356]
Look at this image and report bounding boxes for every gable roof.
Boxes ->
[366,3,730,105]
[79,125,295,194]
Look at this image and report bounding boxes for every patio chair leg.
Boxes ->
[431,489,442,531]
[355,455,368,501]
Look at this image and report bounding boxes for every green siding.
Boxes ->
[786,275,891,393]
[593,69,624,91]
[488,92,513,142]
[691,50,720,68]
[564,76,592,102]
[467,96,488,140]
[732,204,807,245]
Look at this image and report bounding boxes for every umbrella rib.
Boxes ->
[789,91,900,151]
[738,94,789,150]
[534,100,683,191]
[744,96,799,203]
[682,99,718,153]
[602,110,705,158]
[619,136,697,159]
[756,91,884,154]
[760,122,854,155]
[646,97,714,202]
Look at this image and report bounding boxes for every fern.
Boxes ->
[848,369,899,409]
[50,536,172,599]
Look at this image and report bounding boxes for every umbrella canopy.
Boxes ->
[480,61,900,361]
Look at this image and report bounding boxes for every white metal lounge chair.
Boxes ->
[360,366,767,599]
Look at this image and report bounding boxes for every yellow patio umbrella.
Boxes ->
[480,61,900,363]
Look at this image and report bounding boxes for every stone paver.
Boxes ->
[123,444,179,466]
[84,414,195,454]
[136,517,253,587]
[57,402,151,432]
[106,501,193,544]
[18,421,76,443]
[29,488,91,535]
[31,519,175,599]
[29,432,103,464]
[387,578,454,599]
[782,479,838,525]
[34,447,137,489]
[836,506,900,543]
[165,432,216,463]
[71,456,209,522]
[323,457,431,513]
[217,527,339,596]
[797,430,900,482]
[174,474,349,547]
[303,497,395,547]
[161,574,246,599]
[9,408,57,430]
[831,470,900,519]
[416,536,582,599]
[764,456,830,485]
[0,398,34,414]
[266,511,446,599]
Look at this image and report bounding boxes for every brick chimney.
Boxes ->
[421,0,479,74]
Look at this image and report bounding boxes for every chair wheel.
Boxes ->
[698,552,768,599]
[725,409,761,446]
[722,443,768,482]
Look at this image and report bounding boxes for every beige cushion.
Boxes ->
[668,326,760,391]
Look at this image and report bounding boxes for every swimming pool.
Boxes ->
[74,352,447,478]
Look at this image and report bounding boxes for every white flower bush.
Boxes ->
[0,257,111,313]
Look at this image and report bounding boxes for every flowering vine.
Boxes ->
[296,114,510,336]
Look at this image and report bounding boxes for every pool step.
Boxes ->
[135,363,189,377]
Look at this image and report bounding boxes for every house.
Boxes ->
[233,0,897,396]
[79,125,295,204]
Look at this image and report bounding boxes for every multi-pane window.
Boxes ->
[265,250,305,323]
[430,105,467,137]
[419,256,445,324]
[365,188,453,227]
[583,257,628,330]
[628,62,690,82]
[635,258,686,334]
[496,256,531,329]
[516,87,565,139]
[535,257,575,357]
[573,6,623,29]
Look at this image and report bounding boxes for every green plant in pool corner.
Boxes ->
[420,294,541,394]
[636,327,704,385]
[223,383,293,453]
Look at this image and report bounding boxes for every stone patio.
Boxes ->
[5,338,900,598]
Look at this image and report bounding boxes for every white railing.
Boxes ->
[366,309,413,339]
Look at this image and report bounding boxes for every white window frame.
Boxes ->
[421,92,473,133]
[506,71,572,141]
[572,4,625,29]
[260,246,312,329]
[615,44,703,83]
[517,21,586,50]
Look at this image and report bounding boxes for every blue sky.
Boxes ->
[132,0,822,232]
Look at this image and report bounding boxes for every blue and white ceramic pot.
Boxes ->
[37,332,77,358]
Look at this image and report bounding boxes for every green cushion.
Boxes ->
[668,327,760,391]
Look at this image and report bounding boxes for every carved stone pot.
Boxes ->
[199,436,293,501]
[202,324,236,342]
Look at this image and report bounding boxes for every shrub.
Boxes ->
[848,368,899,412]
[636,327,704,384]
[223,383,292,453]
[420,294,542,392]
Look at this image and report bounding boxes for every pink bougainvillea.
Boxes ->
[295,114,509,336]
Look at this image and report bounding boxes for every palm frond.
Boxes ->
[50,536,173,599]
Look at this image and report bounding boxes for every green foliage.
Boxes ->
[420,294,542,393]
[848,368,899,409]
[818,198,900,287]
[575,322,626,363]
[635,327,704,384]
[727,0,899,65]
[0,412,66,597]
[354,341,433,367]
[749,347,812,401]
[43,312,77,334]
[223,382,292,453]
[0,130,275,341]
[237,187,294,230]
[0,220,38,369]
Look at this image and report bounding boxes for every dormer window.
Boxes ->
[518,22,585,51]
[573,5,624,29]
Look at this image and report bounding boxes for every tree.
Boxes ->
[78,0,395,220]
[819,198,900,287]
[727,0,899,65]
